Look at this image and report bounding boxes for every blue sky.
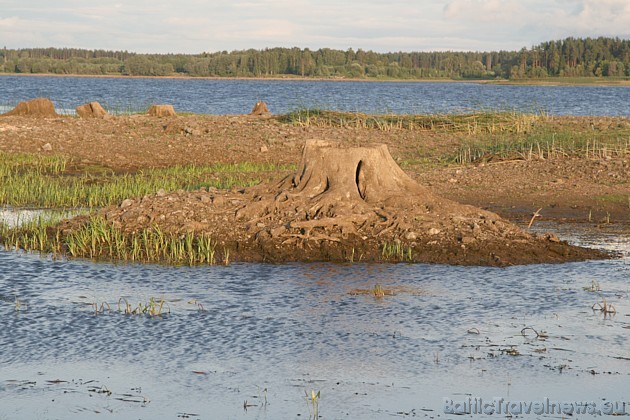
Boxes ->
[1,0,629,53]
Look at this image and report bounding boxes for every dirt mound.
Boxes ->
[2,98,59,117]
[148,105,177,117]
[76,101,110,119]
[250,101,270,115]
[100,139,607,266]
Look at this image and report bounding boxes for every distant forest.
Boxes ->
[1,37,629,80]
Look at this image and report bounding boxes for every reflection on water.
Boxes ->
[0,207,86,229]
[0,224,628,419]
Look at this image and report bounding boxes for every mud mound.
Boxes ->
[2,98,59,117]
[76,101,109,119]
[99,139,607,266]
[250,101,270,115]
[148,105,177,117]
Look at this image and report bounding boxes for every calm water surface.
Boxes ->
[0,75,629,116]
[0,220,628,419]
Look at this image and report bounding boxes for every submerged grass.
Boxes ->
[0,153,294,208]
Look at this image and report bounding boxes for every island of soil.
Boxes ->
[1,100,627,266]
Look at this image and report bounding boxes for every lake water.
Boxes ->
[1,220,628,419]
[0,75,629,116]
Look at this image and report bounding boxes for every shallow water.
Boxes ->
[1,76,629,116]
[0,224,628,419]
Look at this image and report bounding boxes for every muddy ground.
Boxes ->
[0,113,628,265]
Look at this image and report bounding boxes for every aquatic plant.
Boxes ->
[118,297,170,317]
[592,298,616,315]
[582,279,601,292]
[305,390,320,419]
[520,326,548,339]
[15,297,27,312]
[381,241,413,262]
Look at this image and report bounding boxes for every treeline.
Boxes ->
[1,37,629,79]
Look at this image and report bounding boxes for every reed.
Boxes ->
[281,108,545,134]
[452,128,630,164]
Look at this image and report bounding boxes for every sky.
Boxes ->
[1,0,629,54]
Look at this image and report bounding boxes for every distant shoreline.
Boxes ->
[1,72,629,86]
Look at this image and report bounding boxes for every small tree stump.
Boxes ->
[2,98,59,117]
[250,101,270,115]
[76,101,110,119]
[148,104,177,117]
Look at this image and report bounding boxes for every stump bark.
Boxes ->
[76,101,109,119]
[2,98,59,117]
[250,101,270,115]
[148,104,177,117]
[287,139,428,203]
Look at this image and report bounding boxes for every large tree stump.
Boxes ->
[235,139,440,235]
[287,139,428,203]
[2,98,59,117]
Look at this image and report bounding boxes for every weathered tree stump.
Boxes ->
[250,101,270,115]
[148,104,177,117]
[76,101,110,119]
[288,139,428,203]
[2,98,59,117]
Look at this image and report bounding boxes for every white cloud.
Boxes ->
[0,0,628,53]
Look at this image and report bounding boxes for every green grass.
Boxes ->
[0,152,295,208]
[0,215,224,265]
[595,194,629,203]
[381,241,414,262]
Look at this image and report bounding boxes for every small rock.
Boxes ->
[270,225,287,238]
[448,178,457,183]
[260,145,269,153]
[462,236,476,245]
[428,228,441,235]
[42,143,52,151]
[156,189,167,197]
[136,215,149,224]
[200,195,211,203]
[405,231,417,240]
[120,198,135,208]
